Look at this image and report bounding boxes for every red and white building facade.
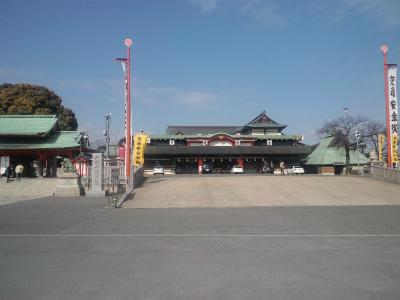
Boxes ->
[143,111,311,174]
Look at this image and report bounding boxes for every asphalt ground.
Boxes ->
[1,175,400,300]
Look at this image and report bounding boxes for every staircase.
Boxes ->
[0,177,60,205]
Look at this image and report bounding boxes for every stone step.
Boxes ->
[0,177,60,198]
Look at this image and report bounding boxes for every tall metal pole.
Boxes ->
[115,39,133,180]
[126,39,131,179]
[382,45,392,168]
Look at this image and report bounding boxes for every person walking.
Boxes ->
[280,160,285,175]
[5,165,12,183]
[262,161,268,174]
[15,163,23,182]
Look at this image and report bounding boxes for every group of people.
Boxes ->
[4,163,24,183]
[261,160,286,175]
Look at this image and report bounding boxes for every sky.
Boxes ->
[1,0,400,146]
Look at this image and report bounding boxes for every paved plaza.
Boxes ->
[122,174,400,208]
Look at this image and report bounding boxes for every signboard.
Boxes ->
[1,156,10,174]
[392,135,399,163]
[379,134,385,162]
[109,167,120,184]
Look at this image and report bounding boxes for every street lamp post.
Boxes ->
[104,112,111,159]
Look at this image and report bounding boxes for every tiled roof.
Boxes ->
[166,126,243,135]
[167,111,288,135]
[149,134,299,140]
[305,136,369,165]
[0,115,59,136]
[0,131,93,151]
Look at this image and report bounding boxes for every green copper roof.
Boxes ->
[305,136,369,165]
[0,115,59,136]
[0,131,93,151]
[149,133,301,140]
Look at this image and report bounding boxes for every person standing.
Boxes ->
[269,161,274,175]
[280,160,285,175]
[5,165,12,183]
[15,163,23,182]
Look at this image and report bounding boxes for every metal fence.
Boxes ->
[370,165,400,184]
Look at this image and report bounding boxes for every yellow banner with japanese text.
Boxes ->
[133,135,148,166]
[392,135,398,163]
[378,134,385,162]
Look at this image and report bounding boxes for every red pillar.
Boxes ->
[198,158,203,174]
[238,158,244,168]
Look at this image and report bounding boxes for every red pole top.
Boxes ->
[125,39,132,47]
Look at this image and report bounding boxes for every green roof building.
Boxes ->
[304,135,369,175]
[0,115,93,177]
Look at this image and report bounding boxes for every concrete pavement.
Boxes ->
[1,196,400,300]
[121,174,400,208]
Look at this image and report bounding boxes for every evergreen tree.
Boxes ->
[0,83,78,131]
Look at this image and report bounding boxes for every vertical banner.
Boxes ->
[392,135,399,163]
[118,147,125,159]
[122,62,128,169]
[378,134,385,162]
[133,135,149,166]
[388,66,398,165]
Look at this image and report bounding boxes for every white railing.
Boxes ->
[370,165,400,184]
[84,165,144,191]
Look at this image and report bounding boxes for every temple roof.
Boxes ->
[0,115,60,137]
[305,135,369,165]
[150,134,303,141]
[166,126,243,136]
[244,110,287,130]
[167,111,288,135]
[0,131,94,151]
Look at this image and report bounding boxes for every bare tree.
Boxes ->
[360,120,387,155]
[91,139,106,152]
[316,115,369,174]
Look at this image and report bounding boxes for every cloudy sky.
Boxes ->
[1,0,399,145]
